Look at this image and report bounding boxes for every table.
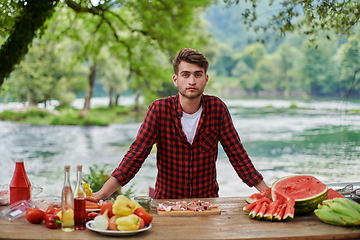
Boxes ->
[1,197,360,239]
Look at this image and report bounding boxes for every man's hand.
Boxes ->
[254,180,269,192]
[92,176,122,200]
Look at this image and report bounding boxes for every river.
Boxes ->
[1,97,360,198]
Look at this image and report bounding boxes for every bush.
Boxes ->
[83,164,136,199]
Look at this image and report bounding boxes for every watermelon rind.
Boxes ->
[272,175,328,215]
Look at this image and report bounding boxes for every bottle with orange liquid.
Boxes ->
[9,158,31,205]
[73,165,86,230]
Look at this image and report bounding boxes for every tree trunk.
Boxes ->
[27,89,37,107]
[79,63,96,118]
[133,92,140,112]
[108,87,114,108]
[115,94,121,106]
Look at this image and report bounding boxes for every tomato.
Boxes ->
[86,212,99,222]
[26,208,45,224]
[45,206,61,215]
[138,216,145,230]
[134,207,153,226]
[100,202,114,218]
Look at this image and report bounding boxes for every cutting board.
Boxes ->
[157,207,221,216]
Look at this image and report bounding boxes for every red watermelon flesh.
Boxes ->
[273,204,285,221]
[256,202,269,219]
[245,188,272,204]
[249,200,263,218]
[324,188,344,200]
[272,175,328,215]
[283,198,295,221]
[263,200,280,221]
[243,197,272,212]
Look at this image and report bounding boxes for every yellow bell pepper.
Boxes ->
[112,195,136,216]
[83,183,92,197]
[115,214,140,231]
[132,200,142,209]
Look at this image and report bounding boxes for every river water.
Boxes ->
[1,98,360,198]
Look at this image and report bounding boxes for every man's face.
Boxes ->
[173,61,208,100]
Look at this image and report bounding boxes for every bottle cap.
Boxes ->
[15,158,24,163]
[77,165,82,171]
[64,165,70,171]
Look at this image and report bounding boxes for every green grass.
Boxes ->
[0,105,143,126]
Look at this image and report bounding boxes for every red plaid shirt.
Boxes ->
[112,94,263,199]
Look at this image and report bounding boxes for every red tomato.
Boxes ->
[100,202,114,218]
[26,208,45,224]
[45,206,61,215]
[134,207,153,226]
[138,216,145,229]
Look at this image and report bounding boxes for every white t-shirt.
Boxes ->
[181,106,202,144]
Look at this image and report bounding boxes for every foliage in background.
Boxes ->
[0,0,59,85]
[224,0,360,43]
[0,105,141,126]
[83,164,136,199]
[1,1,360,107]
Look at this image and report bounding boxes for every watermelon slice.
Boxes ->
[245,188,271,204]
[255,202,269,220]
[243,197,272,212]
[282,198,295,221]
[272,175,328,215]
[263,200,280,221]
[324,188,344,200]
[273,204,285,221]
[249,201,263,218]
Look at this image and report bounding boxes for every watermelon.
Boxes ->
[272,175,328,215]
[282,198,295,221]
[273,204,285,221]
[243,197,272,212]
[263,200,280,221]
[249,200,263,218]
[255,202,269,219]
[245,188,271,204]
[324,188,344,200]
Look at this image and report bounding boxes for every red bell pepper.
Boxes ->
[86,212,99,222]
[43,214,61,229]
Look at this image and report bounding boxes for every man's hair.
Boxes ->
[172,48,209,74]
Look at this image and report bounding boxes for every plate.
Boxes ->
[86,208,101,212]
[86,220,152,236]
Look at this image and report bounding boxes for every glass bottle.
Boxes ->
[9,158,31,205]
[74,165,86,230]
[61,165,74,232]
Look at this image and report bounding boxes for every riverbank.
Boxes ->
[0,97,359,126]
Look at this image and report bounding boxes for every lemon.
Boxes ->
[62,209,74,227]
[83,183,93,197]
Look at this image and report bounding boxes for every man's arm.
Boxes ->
[92,176,122,200]
[254,180,269,192]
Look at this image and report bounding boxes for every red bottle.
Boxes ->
[10,158,31,205]
[74,165,86,230]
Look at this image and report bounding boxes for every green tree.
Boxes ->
[0,0,214,90]
[236,43,266,70]
[296,41,337,97]
[3,33,87,107]
[225,0,360,42]
[337,36,360,97]
[0,0,59,86]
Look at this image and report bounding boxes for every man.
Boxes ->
[93,48,268,200]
